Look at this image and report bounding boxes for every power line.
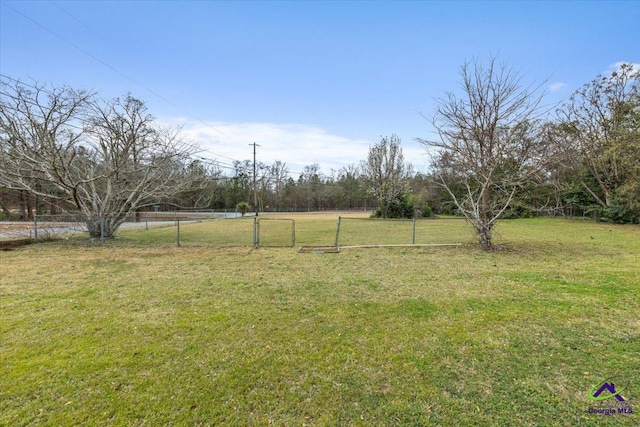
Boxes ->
[1,3,283,171]
[2,77,250,172]
[198,148,244,164]
[0,76,88,133]
[192,156,238,172]
[49,0,112,46]
[2,75,247,167]
[1,1,240,147]
[1,3,320,180]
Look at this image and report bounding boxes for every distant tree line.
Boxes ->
[1,60,638,245]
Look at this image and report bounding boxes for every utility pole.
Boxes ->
[250,142,260,216]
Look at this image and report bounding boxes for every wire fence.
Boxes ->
[0,211,242,244]
[335,216,473,247]
[1,212,475,249]
[256,218,296,247]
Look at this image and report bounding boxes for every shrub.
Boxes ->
[370,191,415,219]
[593,204,640,224]
[419,203,434,218]
[236,202,251,217]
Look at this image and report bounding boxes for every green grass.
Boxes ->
[336,216,473,246]
[1,217,639,426]
[114,213,475,248]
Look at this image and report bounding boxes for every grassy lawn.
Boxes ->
[1,216,639,426]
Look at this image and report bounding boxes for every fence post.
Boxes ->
[412,217,416,244]
[34,215,38,241]
[291,219,296,247]
[334,216,342,247]
[176,219,181,247]
[253,217,258,247]
[100,216,105,245]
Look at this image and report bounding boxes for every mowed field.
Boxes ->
[1,214,639,426]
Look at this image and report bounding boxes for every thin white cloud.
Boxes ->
[166,120,429,176]
[548,82,567,93]
[176,120,374,175]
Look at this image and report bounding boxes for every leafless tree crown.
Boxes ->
[419,57,549,248]
[0,79,197,238]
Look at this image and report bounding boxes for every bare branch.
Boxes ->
[1,78,197,238]
[418,56,548,248]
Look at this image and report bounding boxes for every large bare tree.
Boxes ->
[419,57,549,249]
[0,79,197,238]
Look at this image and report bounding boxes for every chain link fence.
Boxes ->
[335,216,473,247]
[1,212,475,249]
[0,211,246,245]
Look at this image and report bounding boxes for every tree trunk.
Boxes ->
[85,216,118,239]
[86,218,102,239]
[0,192,11,218]
[19,190,31,220]
[478,223,493,249]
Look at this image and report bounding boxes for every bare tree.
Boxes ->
[337,163,363,210]
[419,57,549,249]
[0,79,197,238]
[299,163,323,211]
[269,160,289,210]
[173,159,223,208]
[362,134,412,218]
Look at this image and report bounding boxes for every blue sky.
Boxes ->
[1,0,639,175]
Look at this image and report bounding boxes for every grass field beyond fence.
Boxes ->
[1,216,639,426]
[112,213,476,248]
